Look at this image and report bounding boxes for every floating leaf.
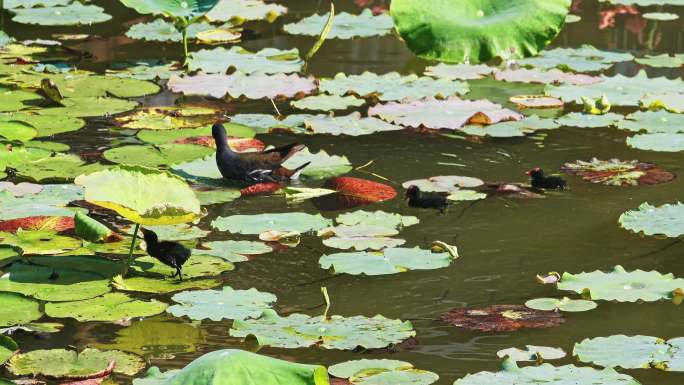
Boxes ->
[194,240,272,262]
[0,112,85,137]
[45,293,168,322]
[29,256,122,278]
[619,202,684,237]
[329,359,438,385]
[132,255,233,279]
[325,177,397,205]
[38,96,138,118]
[115,106,221,131]
[0,216,74,233]
[558,265,684,302]
[525,297,597,312]
[11,3,112,25]
[0,335,17,365]
[496,346,566,361]
[320,72,468,101]
[167,286,276,321]
[0,184,81,221]
[230,309,415,350]
[493,68,601,85]
[8,348,144,377]
[0,88,42,112]
[441,305,563,332]
[303,113,403,136]
[555,112,623,128]
[118,0,220,18]
[168,72,317,99]
[320,247,455,275]
[282,148,353,179]
[112,275,220,294]
[125,19,226,42]
[336,210,419,229]
[74,212,114,243]
[107,60,182,81]
[188,46,302,74]
[425,63,494,80]
[229,113,312,134]
[0,229,81,255]
[574,335,684,371]
[627,133,684,152]
[103,144,213,168]
[206,0,288,23]
[212,212,331,235]
[285,9,393,39]
[617,110,684,134]
[320,226,404,251]
[519,45,634,72]
[291,95,364,111]
[561,158,674,186]
[133,224,209,241]
[0,292,42,327]
[635,53,684,68]
[462,116,560,137]
[402,175,483,193]
[640,92,684,113]
[643,12,679,20]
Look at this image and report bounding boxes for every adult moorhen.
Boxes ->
[527,167,567,190]
[141,228,190,281]
[212,123,310,183]
[405,185,449,213]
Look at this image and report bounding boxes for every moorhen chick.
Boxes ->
[141,228,190,281]
[212,123,311,183]
[527,167,567,190]
[405,185,449,213]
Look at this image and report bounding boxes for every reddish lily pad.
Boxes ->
[561,158,675,186]
[0,216,74,233]
[325,177,397,204]
[441,305,564,332]
[240,183,283,196]
[175,136,265,152]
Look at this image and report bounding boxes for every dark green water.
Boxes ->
[4,1,684,384]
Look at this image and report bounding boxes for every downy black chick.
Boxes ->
[141,228,190,281]
[405,185,449,213]
[527,167,567,190]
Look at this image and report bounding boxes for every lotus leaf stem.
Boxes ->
[321,286,331,321]
[124,223,140,276]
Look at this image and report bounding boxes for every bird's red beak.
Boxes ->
[525,170,532,176]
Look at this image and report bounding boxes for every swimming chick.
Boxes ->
[405,185,449,213]
[527,167,567,190]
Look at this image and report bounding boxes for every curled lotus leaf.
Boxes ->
[555,112,623,128]
[617,110,684,134]
[320,247,455,275]
[282,148,353,179]
[493,68,601,85]
[369,97,523,130]
[441,305,564,332]
[285,9,394,39]
[402,175,484,193]
[303,113,403,136]
[425,63,494,80]
[320,72,468,101]
[206,0,288,23]
[573,335,679,370]
[558,265,684,302]
[0,292,42,327]
[0,229,81,255]
[319,226,405,251]
[112,275,220,294]
[10,3,112,26]
[118,0,220,18]
[561,158,674,186]
[291,95,365,112]
[524,297,597,312]
[627,133,684,152]
[452,357,641,385]
[167,286,276,321]
[187,46,302,74]
[114,106,221,131]
[132,255,234,278]
[194,240,272,262]
[44,292,168,322]
[496,346,566,361]
[519,45,634,72]
[329,359,439,385]
[462,116,560,137]
[212,213,332,235]
[8,348,145,377]
[103,144,213,168]
[619,202,684,238]
[336,210,419,229]
[75,165,201,226]
[230,309,415,350]
[640,92,684,113]
[167,72,317,100]
[391,0,570,64]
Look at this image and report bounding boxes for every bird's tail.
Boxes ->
[290,161,311,179]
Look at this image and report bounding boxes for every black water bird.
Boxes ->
[405,185,449,213]
[527,167,567,190]
[140,228,190,281]
[212,123,310,183]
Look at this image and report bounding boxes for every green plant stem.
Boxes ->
[123,223,140,276]
[321,286,331,321]
[182,27,189,62]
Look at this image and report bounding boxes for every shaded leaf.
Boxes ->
[441,305,563,332]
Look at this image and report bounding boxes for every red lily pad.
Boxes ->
[441,305,564,332]
[326,177,397,202]
[561,158,675,186]
[0,216,74,233]
[240,183,283,196]
[174,136,265,152]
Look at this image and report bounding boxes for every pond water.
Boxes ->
[3,0,684,384]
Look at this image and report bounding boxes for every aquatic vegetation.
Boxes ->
[525,297,597,312]
[285,9,394,39]
[0,292,42,327]
[291,95,365,111]
[187,47,303,74]
[496,346,566,361]
[10,3,112,26]
[329,359,439,385]
[8,348,145,377]
[320,246,457,275]
[620,202,684,237]
[574,335,684,371]
[441,305,564,332]
[167,286,276,321]
[44,292,168,322]
[212,212,331,235]
[562,158,674,186]
[519,45,634,72]
[302,113,403,136]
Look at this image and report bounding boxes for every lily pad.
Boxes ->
[558,265,684,302]
[167,286,276,321]
[0,229,81,255]
[11,3,112,26]
[303,113,403,136]
[230,309,415,350]
[509,95,563,109]
[282,148,353,179]
[107,60,182,81]
[619,202,684,237]
[391,0,571,63]
[329,359,438,385]
[8,348,145,377]
[462,116,560,137]
[103,144,213,168]
[627,133,684,152]
[0,88,42,112]
[525,297,597,312]
[320,247,456,275]
[212,212,331,235]
[519,45,634,72]
[0,263,111,301]
[291,95,365,111]
[555,112,623,128]
[206,0,288,23]
[125,19,226,42]
[425,63,494,80]
[0,121,36,143]
[168,72,317,99]
[574,335,684,371]
[38,96,138,117]
[402,175,484,193]
[643,12,679,21]
[561,158,674,186]
[112,275,220,294]
[0,183,81,221]
[320,72,468,101]
[134,224,209,241]
[336,210,419,229]
[194,240,272,262]
[0,335,17,365]
[493,68,601,85]
[319,225,404,251]
[0,292,42,327]
[45,293,168,322]
[635,54,684,68]
[617,110,684,134]
[441,305,563,332]
[118,0,220,17]
[5,72,160,99]
[115,106,221,131]
[188,46,302,74]
[29,255,122,278]
[285,9,394,39]
[640,92,684,113]
[132,255,233,279]
[0,112,85,137]
[496,346,566,361]
[370,97,523,130]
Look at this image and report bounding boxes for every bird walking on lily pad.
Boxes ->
[141,228,190,281]
[212,123,310,183]
[527,167,567,190]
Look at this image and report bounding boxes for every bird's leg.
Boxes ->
[176,267,183,282]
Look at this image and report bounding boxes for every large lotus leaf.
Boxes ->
[636,54,684,68]
[107,60,182,81]
[0,121,36,142]
[0,112,84,137]
[320,72,468,102]
[619,202,684,237]
[525,297,597,312]
[561,158,674,186]
[627,133,684,152]
[555,112,623,128]
[6,72,159,99]
[125,19,225,42]
[168,72,317,99]
[112,275,220,294]
[115,106,221,131]
[291,95,364,111]
[45,292,168,322]
[336,210,419,229]
[402,175,484,192]
[93,317,204,359]
[188,46,302,74]
[0,292,42,327]
[546,70,684,107]
[558,265,684,302]
[167,286,276,321]
[0,263,111,302]
[75,165,201,226]
[370,97,522,130]
[617,110,684,134]
[0,88,42,112]
[452,358,640,385]
[425,63,494,80]
[134,366,181,385]
[285,9,393,39]
[195,240,272,263]
[442,305,563,332]
[282,148,352,179]
[330,359,438,385]
[573,335,672,370]
[11,3,112,25]
[519,45,633,72]
[0,229,81,255]
[231,309,415,350]
[303,113,403,136]
[496,346,566,361]
[320,226,404,251]
[133,254,234,278]
[391,0,570,63]
[8,348,145,377]
[320,247,455,275]
[38,96,138,118]
[0,184,81,221]
[640,92,684,113]
[118,0,219,17]
[462,116,559,137]
[103,144,213,168]
[493,68,600,85]
[212,212,332,235]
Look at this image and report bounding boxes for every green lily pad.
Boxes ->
[291,95,365,111]
[496,346,566,361]
[391,0,570,63]
[103,144,213,168]
[643,12,679,21]
[29,255,123,278]
[0,88,42,112]
[282,148,353,180]
[168,72,317,100]
[195,240,272,262]
[546,70,684,107]
[0,263,111,302]
[574,335,673,370]
[119,0,220,17]
[11,152,105,183]
[561,158,674,186]
[0,121,36,143]
[0,112,84,137]
[75,165,201,226]
[0,292,42,327]
[619,202,684,237]
[107,60,182,81]
[0,322,63,334]
[125,19,224,42]
[493,68,601,85]
[640,92,684,113]
[635,54,684,68]
[402,175,484,192]
[320,226,404,251]
[230,309,415,350]
[329,359,439,385]
[170,155,224,184]
[5,0,73,9]
[135,224,209,241]
[8,348,145,377]
[195,188,241,205]
[0,229,81,255]
[617,110,684,134]
[303,113,403,136]
[6,72,159,99]
[525,297,597,312]
[0,183,81,221]
[320,247,456,275]
[206,0,287,23]
[230,113,312,134]
[115,106,221,131]
[112,275,220,294]
[425,63,494,80]
[0,335,17,365]
[627,133,684,152]
[38,96,138,118]
[452,357,640,385]
[188,46,302,74]
[556,112,623,128]
[167,286,276,321]
[212,212,332,235]
[320,72,468,101]
[45,292,168,322]
[11,3,112,26]
[519,45,634,72]
[557,265,684,302]
[132,255,234,278]
[285,9,393,39]
[462,115,560,137]
[336,210,419,229]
